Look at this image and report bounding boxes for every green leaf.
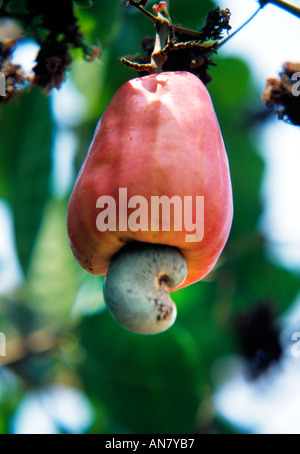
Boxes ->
[71,49,110,122]
[75,0,123,47]
[5,0,27,14]
[209,56,265,236]
[71,273,105,318]
[6,89,53,275]
[171,0,215,30]
[26,199,85,328]
[79,311,201,434]
[209,57,253,110]
[0,99,25,200]
[229,249,300,314]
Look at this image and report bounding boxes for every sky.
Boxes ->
[212,0,300,434]
[216,0,300,271]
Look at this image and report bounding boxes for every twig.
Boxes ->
[219,6,262,47]
[126,1,206,39]
[258,0,300,19]
[219,0,300,48]
[126,1,159,23]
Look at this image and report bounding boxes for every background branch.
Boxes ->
[259,0,300,18]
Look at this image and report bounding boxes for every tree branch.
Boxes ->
[258,0,300,19]
[219,6,261,47]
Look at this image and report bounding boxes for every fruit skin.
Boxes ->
[67,71,233,290]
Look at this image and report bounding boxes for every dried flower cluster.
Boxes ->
[0,0,100,101]
[263,62,300,126]
[0,39,25,104]
[234,302,282,379]
[28,0,100,91]
[121,3,231,85]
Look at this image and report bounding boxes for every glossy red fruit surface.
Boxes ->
[67,71,233,290]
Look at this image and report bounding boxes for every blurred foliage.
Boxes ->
[0,0,299,435]
[0,89,53,272]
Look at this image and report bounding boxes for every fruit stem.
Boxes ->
[150,2,173,73]
[151,20,170,73]
[126,0,205,40]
